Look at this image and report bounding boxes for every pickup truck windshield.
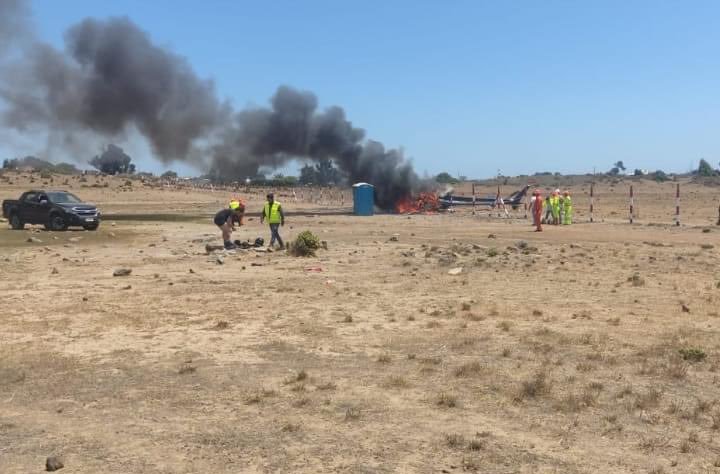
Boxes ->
[46,192,83,204]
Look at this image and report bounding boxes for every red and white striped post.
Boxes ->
[629,185,634,224]
[674,183,680,226]
[589,183,595,223]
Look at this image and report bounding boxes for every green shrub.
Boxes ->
[679,348,706,362]
[290,230,321,257]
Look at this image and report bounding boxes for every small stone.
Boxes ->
[51,268,59,274]
[487,234,497,239]
[27,237,42,243]
[681,304,690,313]
[82,297,88,302]
[388,235,399,242]
[111,222,116,226]
[46,456,64,471]
[122,285,132,290]
[215,255,224,265]
[448,267,464,275]
[113,268,132,277]
[189,268,195,273]
[68,237,81,243]
[109,232,116,238]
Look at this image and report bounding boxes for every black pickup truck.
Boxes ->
[2,190,101,231]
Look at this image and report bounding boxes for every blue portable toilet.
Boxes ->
[352,182,375,216]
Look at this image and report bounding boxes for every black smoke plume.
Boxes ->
[0,0,418,209]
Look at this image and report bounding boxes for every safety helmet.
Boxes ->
[229,200,243,211]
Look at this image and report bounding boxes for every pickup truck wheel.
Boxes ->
[83,223,99,231]
[49,214,68,231]
[9,214,24,230]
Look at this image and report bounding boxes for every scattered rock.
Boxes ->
[46,456,64,471]
[0,217,7,223]
[215,255,224,265]
[212,321,229,330]
[113,268,132,277]
[487,234,497,239]
[82,296,88,302]
[51,268,59,274]
[681,304,690,313]
[321,240,328,250]
[27,237,42,243]
[251,262,263,267]
[388,235,399,242]
[68,237,81,243]
[205,243,224,253]
[448,267,464,276]
[111,222,116,226]
[189,268,195,274]
[109,232,116,238]
[122,285,132,290]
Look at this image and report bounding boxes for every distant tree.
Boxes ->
[161,170,178,178]
[633,169,644,176]
[2,159,10,169]
[608,167,620,176]
[90,144,134,175]
[614,161,626,172]
[299,164,316,185]
[458,175,468,182]
[435,172,459,184]
[298,160,341,186]
[653,170,669,182]
[314,159,341,185]
[697,159,714,177]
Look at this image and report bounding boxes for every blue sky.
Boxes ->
[16,0,720,177]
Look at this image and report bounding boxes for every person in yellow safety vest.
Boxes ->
[562,191,573,224]
[261,192,285,249]
[550,189,561,224]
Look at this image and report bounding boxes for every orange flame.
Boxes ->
[395,192,440,214]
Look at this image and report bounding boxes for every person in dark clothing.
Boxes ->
[214,201,245,249]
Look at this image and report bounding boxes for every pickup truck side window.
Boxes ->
[23,192,37,202]
[38,194,49,202]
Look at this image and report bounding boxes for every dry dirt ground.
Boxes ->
[2,172,720,473]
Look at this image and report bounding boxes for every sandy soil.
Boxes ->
[2,171,720,473]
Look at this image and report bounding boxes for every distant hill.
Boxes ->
[2,156,81,175]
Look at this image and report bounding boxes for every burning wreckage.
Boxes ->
[394,185,531,214]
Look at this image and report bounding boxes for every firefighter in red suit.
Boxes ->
[531,189,543,232]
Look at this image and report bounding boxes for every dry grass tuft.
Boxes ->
[377,353,392,364]
[437,392,459,408]
[515,370,550,402]
[281,422,301,433]
[317,381,337,391]
[445,433,465,448]
[454,361,485,377]
[344,407,361,421]
[383,375,410,388]
[497,320,512,332]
